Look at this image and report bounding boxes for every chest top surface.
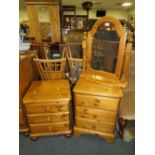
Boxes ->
[73,78,123,98]
[23,80,71,104]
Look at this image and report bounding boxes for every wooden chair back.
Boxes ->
[33,58,66,80]
[33,46,68,80]
[31,42,50,59]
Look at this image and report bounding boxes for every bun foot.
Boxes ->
[30,137,39,141]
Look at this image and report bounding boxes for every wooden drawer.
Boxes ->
[25,102,69,114]
[28,112,69,124]
[19,109,26,125]
[30,121,70,133]
[75,117,115,133]
[74,94,119,111]
[75,106,117,122]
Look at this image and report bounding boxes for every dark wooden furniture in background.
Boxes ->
[19,50,40,133]
[63,15,87,30]
[19,55,30,133]
[26,0,61,43]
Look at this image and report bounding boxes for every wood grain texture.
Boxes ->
[26,102,69,114]
[80,72,128,88]
[75,117,115,133]
[86,16,127,80]
[73,127,115,143]
[28,112,69,124]
[23,80,71,103]
[19,53,35,133]
[49,5,61,43]
[75,106,117,122]
[73,78,123,97]
[33,58,66,80]
[30,121,70,133]
[27,5,41,42]
[30,130,71,138]
[23,79,71,138]
[74,94,119,111]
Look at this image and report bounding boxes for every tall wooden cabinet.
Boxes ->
[26,0,61,42]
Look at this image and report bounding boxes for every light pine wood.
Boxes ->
[23,80,71,139]
[30,121,70,133]
[75,106,117,122]
[49,5,61,43]
[73,16,132,143]
[73,78,121,142]
[121,42,133,81]
[80,73,128,88]
[30,130,71,138]
[82,32,87,72]
[19,53,34,133]
[74,127,115,143]
[27,5,41,42]
[74,94,119,111]
[33,58,66,80]
[73,78,123,97]
[75,117,115,133]
[26,1,61,43]
[28,112,69,124]
[23,80,71,103]
[86,16,127,80]
[26,102,69,114]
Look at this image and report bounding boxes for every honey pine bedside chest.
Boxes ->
[23,80,72,140]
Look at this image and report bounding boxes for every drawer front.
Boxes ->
[19,109,26,125]
[30,121,70,133]
[75,106,117,122]
[28,112,70,124]
[74,94,119,111]
[25,102,69,114]
[75,117,115,133]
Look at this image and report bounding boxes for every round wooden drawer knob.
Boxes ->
[93,102,98,106]
[47,117,51,122]
[45,106,50,112]
[48,127,52,131]
[95,99,100,103]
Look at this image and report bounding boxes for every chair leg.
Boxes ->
[118,117,128,138]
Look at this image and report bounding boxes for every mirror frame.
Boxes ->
[86,16,127,80]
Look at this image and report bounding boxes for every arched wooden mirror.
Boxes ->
[87,16,127,80]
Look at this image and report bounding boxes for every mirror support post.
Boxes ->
[121,42,133,81]
[82,32,87,73]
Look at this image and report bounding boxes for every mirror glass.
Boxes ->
[37,6,51,42]
[91,22,120,73]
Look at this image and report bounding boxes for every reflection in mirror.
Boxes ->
[91,22,120,73]
[37,7,51,42]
